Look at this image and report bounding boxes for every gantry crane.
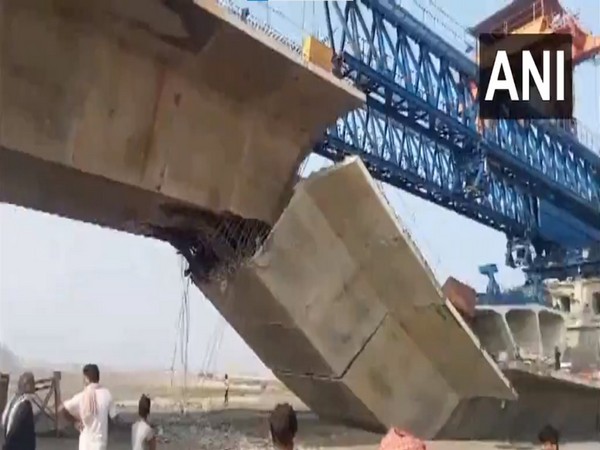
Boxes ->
[222,0,600,304]
[314,0,600,303]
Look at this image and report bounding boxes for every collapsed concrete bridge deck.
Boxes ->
[0,0,361,233]
[195,157,516,438]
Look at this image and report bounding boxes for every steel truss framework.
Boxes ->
[218,0,600,279]
[314,103,538,238]
[320,0,600,278]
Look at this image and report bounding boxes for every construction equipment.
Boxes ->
[312,0,600,304]
[214,0,600,304]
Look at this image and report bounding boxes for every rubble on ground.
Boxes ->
[158,416,319,450]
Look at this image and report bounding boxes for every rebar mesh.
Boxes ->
[151,206,271,283]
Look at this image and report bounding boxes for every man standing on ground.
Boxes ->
[59,364,119,450]
[223,374,230,407]
[1,372,36,450]
[554,346,562,371]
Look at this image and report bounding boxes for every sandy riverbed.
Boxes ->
[4,370,599,449]
[36,403,600,450]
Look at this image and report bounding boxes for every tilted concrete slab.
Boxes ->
[0,0,362,232]
[197,157,515,438]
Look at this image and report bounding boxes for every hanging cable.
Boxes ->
[199,318,225,377]
[169,256,191,414]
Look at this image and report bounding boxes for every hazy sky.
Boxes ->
[1,0,598,377]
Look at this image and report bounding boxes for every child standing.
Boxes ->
[131,395,156,450]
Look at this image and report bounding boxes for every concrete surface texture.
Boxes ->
[473,306,566,361]
[196,157,515,439]
[546,278,600,370]
[437,368,600,441]
[0,0,362,234]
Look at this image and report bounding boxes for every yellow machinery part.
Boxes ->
[302,36,333,72]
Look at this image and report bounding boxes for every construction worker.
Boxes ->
[268,403,297,450]
[554,346,562,371]
[1,372,36,450]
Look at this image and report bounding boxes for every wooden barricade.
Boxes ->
[31,371,62,437]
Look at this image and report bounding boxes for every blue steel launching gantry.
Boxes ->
[223,0,600,303]
[307,0,600,304]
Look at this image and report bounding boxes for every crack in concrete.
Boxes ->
[274,313,389,382]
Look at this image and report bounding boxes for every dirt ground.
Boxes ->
[35,413,600,450]
[35,402,600,450]
[4,370,599,449]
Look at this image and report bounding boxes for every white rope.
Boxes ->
[199,318,226,377]
[169,256,191,413]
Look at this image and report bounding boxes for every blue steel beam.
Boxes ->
[324,0,600,231]
[313,103,539,238]
[314,101,600,280]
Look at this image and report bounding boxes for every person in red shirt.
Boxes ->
[378,428,426,450]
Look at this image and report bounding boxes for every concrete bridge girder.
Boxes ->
[196,158,515,438]
[539,310,567,359]
[474,306,567,361]
[0,0,362,233]
[506,309,541,358]
[471,309,517,357]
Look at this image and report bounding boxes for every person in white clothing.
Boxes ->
[59,364,119,450]
[131,395,156,450]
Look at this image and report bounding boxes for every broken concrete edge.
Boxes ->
[296,156,517,400]
[445,302,518,400]
[505,363,600,390]
[198,0,366,105]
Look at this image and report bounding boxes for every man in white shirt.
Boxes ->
[59,364,118,450]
